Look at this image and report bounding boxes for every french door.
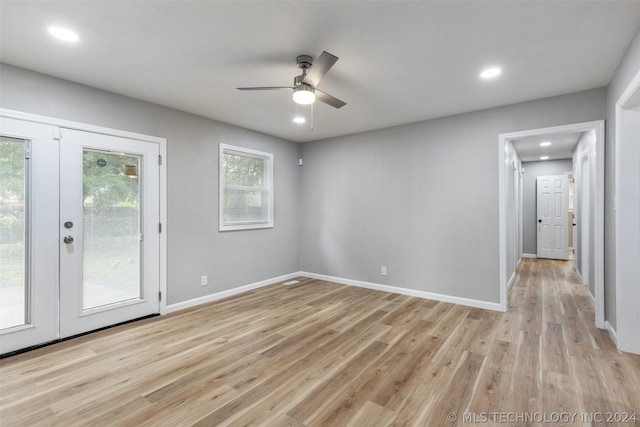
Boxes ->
[0,117,161,354]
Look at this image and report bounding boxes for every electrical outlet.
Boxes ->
[201,275,208,286]
[381,266,387,276]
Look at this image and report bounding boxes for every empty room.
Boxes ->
[1,1,639,426]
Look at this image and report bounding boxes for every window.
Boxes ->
[219,144,273,231]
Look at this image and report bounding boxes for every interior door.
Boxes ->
[579,152,591,284]
[0,118,59,354]
[59,128,160,338]
[536,174,569,260]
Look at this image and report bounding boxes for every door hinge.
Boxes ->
[158,154,162,165]
[53,128,61,141]
[158,223,162,233]
[158,291,162,301]
[139,233,144,241]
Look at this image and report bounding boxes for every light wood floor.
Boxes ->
[1,259,639,426]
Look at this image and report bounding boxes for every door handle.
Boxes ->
[63,236,74,244]
[538,219,542,223]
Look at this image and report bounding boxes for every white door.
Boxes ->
[536,174,569,260]
[59,129,160,338]
[0,118,59,354]
[0,118,161,354]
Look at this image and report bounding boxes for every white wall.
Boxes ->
[521,159,573,256]
[0,63,301,306]
[300,89,606,305]
[605,28,640,330]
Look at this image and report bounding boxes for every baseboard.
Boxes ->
[165,272,302,313]
[507,270,517,289]
[521,253,537,258]
[166,270,504,315]
[587,289,596,305]
[299,272,502,312]
[605,321,618,345]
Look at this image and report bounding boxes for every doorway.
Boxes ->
[498,120,605,327]
[0,112,166,354]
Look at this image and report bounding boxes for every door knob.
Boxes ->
[63,236,74,244]
[538,219,542,223]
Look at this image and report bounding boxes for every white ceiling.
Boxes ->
[1,1,639,143]
[512,131,583,162]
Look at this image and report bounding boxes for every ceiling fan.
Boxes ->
[237,51,346,109]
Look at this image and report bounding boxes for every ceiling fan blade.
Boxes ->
[237,86,293,91]
[303,51,338,86]
[315,89,346,109]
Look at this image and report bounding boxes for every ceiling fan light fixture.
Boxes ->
[293,86,315,105]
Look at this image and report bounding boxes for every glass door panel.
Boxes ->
[0,117,58,355]
[0,137,28,330]
[82,150,142,310]
[59,128,159,338]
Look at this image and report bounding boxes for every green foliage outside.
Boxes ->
[83,150,141,237]
[0,139,26,244]
[223,153,264,188]
[223,152,269,223]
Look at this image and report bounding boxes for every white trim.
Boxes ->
[0,108,169,317]
[0,108,165,144]
[300,272,504,312]
[159,137,168,315]
[165,272,300,313]
[507,270,517,290]
[615,68,640,355]
[521,253,537,258]
[218,143,274,231]
[498,135,508,312]
[499,120,605,328]
[605,321,618,346]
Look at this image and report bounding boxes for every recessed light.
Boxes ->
[539,141,552,147]
[293,116,306,125]
[480,67,502,79]
[48,26,79,42]
[540,156,549,160]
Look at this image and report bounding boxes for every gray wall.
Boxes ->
[0,63,301,305]
[521,160,573,255]
[300,89,606,304]
[605,28,640,329]
[0,61,614,310]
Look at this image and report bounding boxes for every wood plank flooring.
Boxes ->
[1,259,639,426]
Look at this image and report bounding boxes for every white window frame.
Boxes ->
[219,143,273,231]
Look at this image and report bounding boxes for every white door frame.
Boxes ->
[614,69,640,354]
[0,108,168,340]
[498,120,605,328]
